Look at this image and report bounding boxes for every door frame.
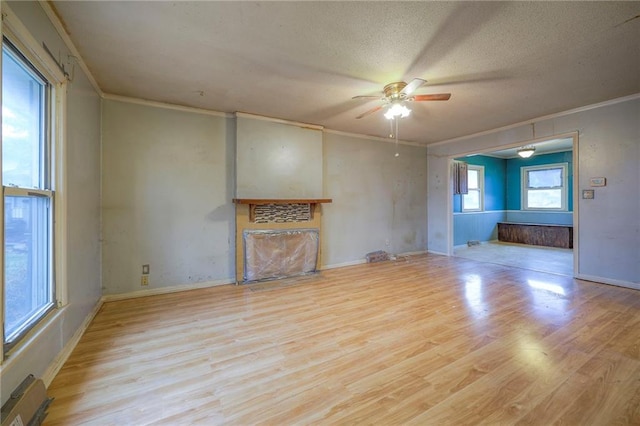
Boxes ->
[447,131,579,277]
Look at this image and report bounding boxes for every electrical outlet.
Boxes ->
[141,275,149,286]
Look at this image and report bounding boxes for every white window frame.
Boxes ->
[462,165,484,212]
[521,163,568,211]
[1,5,67,357]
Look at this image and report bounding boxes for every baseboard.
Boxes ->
[41,298,104,387]
[575,274,640,291]
[102,278,235,302]
[322,259,367,270]
[427,250,448,256]
[397,250,428,257]
[322,251,428,270]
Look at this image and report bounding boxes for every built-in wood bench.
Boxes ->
[497,222,573,249]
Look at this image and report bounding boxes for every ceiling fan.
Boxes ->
[353,78,451,119]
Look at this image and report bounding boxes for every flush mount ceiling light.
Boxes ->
[517,146,536,158]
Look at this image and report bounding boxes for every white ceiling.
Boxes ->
[51,1,640,145]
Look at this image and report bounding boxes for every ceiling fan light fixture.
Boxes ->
[517,146,536,158]
[384,102,411,120]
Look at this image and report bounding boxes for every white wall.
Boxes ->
[236,115,323,199]
[102,105,428,288]
[101,100,235,294]
[428,97,640,288]
[1,1,102,403]
[65,66,102,326]
[323,132,428,267]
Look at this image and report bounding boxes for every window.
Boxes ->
[462,165,484,212]
[522,163,568,210]
[2,38,55,351]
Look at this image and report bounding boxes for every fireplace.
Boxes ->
[243,229,319,281]
[233,199,331,283]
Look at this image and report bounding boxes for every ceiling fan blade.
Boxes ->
[412,93,451,101]
[400,78,427,96]
[352,95,383,100]
[356,105,383,119]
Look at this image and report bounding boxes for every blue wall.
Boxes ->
[453,155,506,212]
[506,151,573,211]
[453,151,573,245]
[453,211,506,246]
[453,155,506,245]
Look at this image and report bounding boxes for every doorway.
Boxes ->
[451,135,577,277]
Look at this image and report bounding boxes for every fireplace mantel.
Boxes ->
[233,198,332,205]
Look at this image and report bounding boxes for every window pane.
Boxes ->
[527,189,562,209]
[463,189,480,210]
[467,169,478,189]
[528,168,562,189]
[4,196,53,341]
[2,46,47,189]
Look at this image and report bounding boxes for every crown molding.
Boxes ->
[235,112,323,131]
[323,128,426,148]
[38,0,102,95]
[103,93,231,118]
[430,93,640,147]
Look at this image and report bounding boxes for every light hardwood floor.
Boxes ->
[45,254,640,425]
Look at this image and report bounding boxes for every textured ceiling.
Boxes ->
[51,1,640,145]
[483,137,574,159]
